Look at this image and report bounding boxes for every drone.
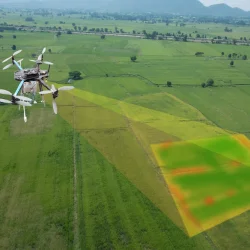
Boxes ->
[0,47,74,122]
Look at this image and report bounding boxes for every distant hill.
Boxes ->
[1,0,250,17]
[108,0,250,17]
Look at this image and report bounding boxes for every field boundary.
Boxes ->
[56,74,250,89]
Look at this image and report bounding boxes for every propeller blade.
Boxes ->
[0,89,12,95]
[30,60,37,63]
[18,59,23,63]
[43,61,53,65]
[16,101,32,107]
[38,54,42,61]
[13,50,22,56]
[0,98,12,104]
[3,63,13,70]
[58,86,74,91]
[52,99,58,114]
[15,95,33,102]
[42,47,46,54]
[51,84,56,92]
[2,56,12,63]
[39,90,52,95]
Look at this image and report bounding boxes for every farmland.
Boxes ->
[1,12,250,250]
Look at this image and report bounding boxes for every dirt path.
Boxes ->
[73,95,80,250]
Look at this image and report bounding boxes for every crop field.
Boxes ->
[1,16,250,250]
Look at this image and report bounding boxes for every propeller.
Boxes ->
[43,61,53,65]
[38,47,46,61]
[0,89,32,102]
[52,99,58,114]
[3,63,13,70]
[15,96,33,102]
[0,89,12,95]
[0,98,12,104]
[0,98,31,106]
[2,50,22,63]
[29,59,53,65]
[39,84,74,114]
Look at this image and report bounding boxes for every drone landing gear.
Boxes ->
[0,89,32,123]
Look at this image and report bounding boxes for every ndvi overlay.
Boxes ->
[152,134,250,237]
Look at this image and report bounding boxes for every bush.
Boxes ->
[242,55,247,60]
[25,17,34,22]
[230,60,234,66]
[195,52,204,56]
[130,56,137,62]
[69,71,82,80]
[167,81,172,87]
[201,83,206,88]
[206,79,214,87]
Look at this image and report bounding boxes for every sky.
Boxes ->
[200,0,250,11]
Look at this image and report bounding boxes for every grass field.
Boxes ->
[1,17,250,249]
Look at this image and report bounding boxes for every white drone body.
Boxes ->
[1,48,74,122]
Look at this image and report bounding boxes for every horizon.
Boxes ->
[0,0,250,12]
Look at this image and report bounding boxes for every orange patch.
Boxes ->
[234,134,250,150]
[171,167,208,176]
[231,160,241,167]
[226,189,236,197]
[169,185,201,228]
[205,197,214,205]
[161,142,172,149]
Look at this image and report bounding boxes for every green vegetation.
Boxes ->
[1,10,250,249]
[68,71,82,80]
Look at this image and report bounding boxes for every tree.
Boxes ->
[45,21,49,25]
[206,79,214,87]
[69,71,82,80]
[83,26,87,31]
[48,49,52,53]
[195,52,204,56]
[25,17,34,22]
[228,54,232,59]
[67,30,72,34]
[230,60,234,66]
[221,52,224,56]
[201,83,206,88]
[13,35,16,39]
[167,81,172,87]
[101,35,105,39]
[56,31,61,37]
[130,56,137,62]
[242,55,247,60]
[11,45,16,50]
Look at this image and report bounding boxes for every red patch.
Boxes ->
[205,197,214,206]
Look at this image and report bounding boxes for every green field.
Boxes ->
[1,16,250,250]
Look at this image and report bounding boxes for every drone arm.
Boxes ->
[13,60,23,71]
[38,78,51,91]
[14,80,25,96]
